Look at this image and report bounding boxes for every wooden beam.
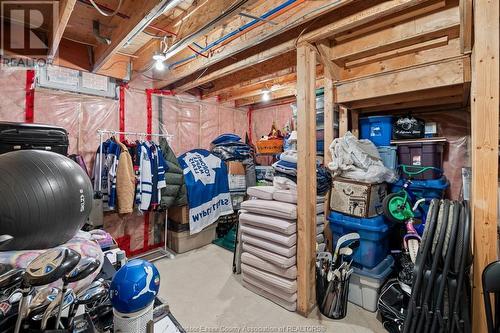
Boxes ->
[331,5,460,63]
[338,106,348,137]
[357,94,464,112]
[132,39,161,72]
[346,84,465,109]
[234,78,325,107]
[203,66,298,100]
[48,0,76,60]
[471,1,499,332]
[93,0,171,72]
[316,40,341,80]
[155,0,433,89]
[459,0,473,53]
[336,56,469,103]
[350,110,359,137]
[333,0,446,43]
[344,36,449,68]
[220,66,323,102]
[342,37,462,80]
[296,42,317,317]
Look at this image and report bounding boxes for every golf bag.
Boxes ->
[378,278,411,333]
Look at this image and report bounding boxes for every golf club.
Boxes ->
[54,257,99,329]
[0,269,24,300]
[41,289,75,330]
[69,285,108,328]
[14,247,81,333]
[332,233,360,267]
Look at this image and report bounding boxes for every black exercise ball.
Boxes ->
[0,150,93,250]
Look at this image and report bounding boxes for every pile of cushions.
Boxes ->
[239,186,326,311]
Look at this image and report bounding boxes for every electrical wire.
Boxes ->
[88,0,123,17]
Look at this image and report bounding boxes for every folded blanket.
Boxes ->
[272,160,297,176]
[279,150,298,164]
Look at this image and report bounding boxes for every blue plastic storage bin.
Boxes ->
[360,116,392,146]
[328,212,390,269]
[391,176,449,199]
[377,146,397,169]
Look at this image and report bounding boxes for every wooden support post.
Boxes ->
[338,106,348,137]
[471,0,499,332]
[296,42,317,316]
[351,110,359,138]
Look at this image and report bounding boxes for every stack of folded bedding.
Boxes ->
[240,186,327,311]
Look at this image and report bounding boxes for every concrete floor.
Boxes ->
[155,244,385,333]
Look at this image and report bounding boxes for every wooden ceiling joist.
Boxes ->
[331,4,460,64]
[202,66,297,99]
[155,0,364,88]
[342,37,461,80]
[169,0,438,91]
[336,56,470,104]
[48,0,77,60]
[217,66,324,103]
[92,0,172,72]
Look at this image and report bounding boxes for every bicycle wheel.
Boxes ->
[383,193,413,224]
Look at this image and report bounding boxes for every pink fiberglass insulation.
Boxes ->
[0,69,27,122]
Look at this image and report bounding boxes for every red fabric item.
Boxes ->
[25,70,35,123]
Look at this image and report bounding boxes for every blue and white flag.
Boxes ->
[178,149,234,234]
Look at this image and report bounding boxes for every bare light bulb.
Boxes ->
[155,60,165,71]
[262,89,271,102]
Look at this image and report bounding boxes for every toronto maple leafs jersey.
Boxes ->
[178,149,234,234]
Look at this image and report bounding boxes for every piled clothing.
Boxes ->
[93,139,121,211]
[271,149,332,196]
[93,137,170,213]
[239,186,326,311]
[210,133,256,188]
[158,138,187,208]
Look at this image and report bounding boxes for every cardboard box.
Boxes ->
[168,205,189,224]
[227,161,245,175]
[227,161,246,191]
[167,224,216,254]
[330,178,387,218]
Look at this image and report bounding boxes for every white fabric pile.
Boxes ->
[328,132,396,183]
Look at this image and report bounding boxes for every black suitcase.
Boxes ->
[0,122,69,155]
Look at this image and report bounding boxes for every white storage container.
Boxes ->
[348,255,394,312]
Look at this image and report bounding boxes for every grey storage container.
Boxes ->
[348,255,394,312]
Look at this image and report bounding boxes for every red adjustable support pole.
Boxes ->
[119,83,127,141]
[25,70,35,123]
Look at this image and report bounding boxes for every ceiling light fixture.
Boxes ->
[153,52,167,71]
[262,89,271,102]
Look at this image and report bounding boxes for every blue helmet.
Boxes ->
[109,259,160,313]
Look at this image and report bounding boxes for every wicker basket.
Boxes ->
[256,138,284,154]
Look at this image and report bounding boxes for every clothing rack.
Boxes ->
[96,129,176,262]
